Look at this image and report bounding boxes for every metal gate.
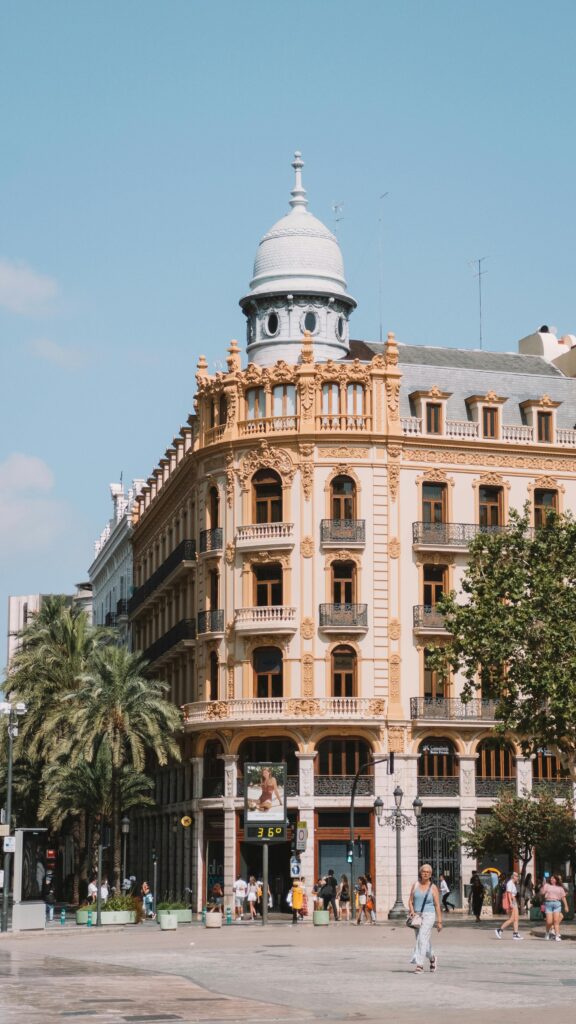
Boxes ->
[417,810,461,906]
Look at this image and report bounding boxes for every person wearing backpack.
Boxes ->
[495,871,523,940]
[321,869,339,920]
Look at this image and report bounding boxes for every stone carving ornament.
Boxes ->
[300,617,315,639]
[318,447,369,459]
[403,447,576,473]
[300,537,314,558]
[237,439,295,491]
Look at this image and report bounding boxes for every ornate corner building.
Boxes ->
[126,154,576,910]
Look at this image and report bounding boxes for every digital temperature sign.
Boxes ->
[245,824,287,843]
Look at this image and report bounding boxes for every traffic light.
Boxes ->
[388,752,395,775]
[151,847,157,863]
[347,842,354,864]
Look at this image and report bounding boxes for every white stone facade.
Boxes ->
[88,481,143,645]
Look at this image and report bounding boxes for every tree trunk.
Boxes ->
[111,772,122,891]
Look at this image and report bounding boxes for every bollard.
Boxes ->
[60,908,66,926]
[201,907,207,925]
[225,906,232,925]
[87,910,93,927]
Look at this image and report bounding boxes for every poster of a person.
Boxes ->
[244,762,286,822]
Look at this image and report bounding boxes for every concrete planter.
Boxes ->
[480,905,493,919]
[313,910,330,926]
[205,912,223,928]
[157,909,193,924]
[159,913,178,931]
[75,909,136,925]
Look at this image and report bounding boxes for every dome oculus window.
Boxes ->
[266,312,279,337]
[303,311,317,333]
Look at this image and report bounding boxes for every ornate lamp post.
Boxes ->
[121,815,130,885]
[1,701,27,933]
[374,785,423,919]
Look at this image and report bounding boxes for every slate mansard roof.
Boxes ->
[348,340,576,429]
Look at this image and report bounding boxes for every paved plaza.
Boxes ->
[0,919,575,1024]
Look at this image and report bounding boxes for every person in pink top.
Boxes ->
[540,875,569,941]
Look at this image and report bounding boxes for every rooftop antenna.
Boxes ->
[332,201,344,235]
[378,193,389,343]
[470,256,489,349]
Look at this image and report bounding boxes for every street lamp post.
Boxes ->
[121,816,130,885]
[1,701,27,933]
[374,785,422,919]
[349,753,394,923]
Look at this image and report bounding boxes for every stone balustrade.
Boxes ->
[182,695,386,727]
[233,606,297,634]
[235,522,295,550]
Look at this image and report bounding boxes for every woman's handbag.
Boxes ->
[406,886,432,929]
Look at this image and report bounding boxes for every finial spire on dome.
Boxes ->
[289,151,308,210]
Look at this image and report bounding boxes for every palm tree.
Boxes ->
[39,745,155,879]
[63,646,182,886]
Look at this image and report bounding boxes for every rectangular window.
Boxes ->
[273,384,296,417]
[426,403,442,434]
[479,486,502,527]
[537,411,552,443]
[253,565,283,606]
[423,565,446,607]
[346,383,364,426]
[209,570,219,608]
[322,383,340,426]
[246,387,265,419]
[534,488,557,528]
[482,406,498,438]
[422,483,446,524]
[424,649,446,699]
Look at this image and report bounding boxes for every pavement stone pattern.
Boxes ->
[0,920,575,1024]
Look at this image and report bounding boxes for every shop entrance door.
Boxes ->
[239,841,291,912]
[418,810,461,906]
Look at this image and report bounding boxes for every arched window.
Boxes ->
[533,749,569,782]
[252,469,282,523]
[253,646,283,698]
[418,738,456,778]
[209,486,220,529]
[476,739,516,780]
[331,645,356,698]
[238,737,298,776]
[219,394,227,425]
[208,651,219,701]
[332,561,355,604]
[253,563,283,606]
[331,476,356,521]
[317,738,372,777]
[203,739,224,797]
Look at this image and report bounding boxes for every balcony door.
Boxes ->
[253,564,283,606]
[331,476,356,521]
[423,565,446,607]
[332,645,356,698]
[253,469,282,523]
[253,646,283,698]
[422,483,446,524]
[332,561,354,605]
[479,486,502,527]
[424,648,447,699]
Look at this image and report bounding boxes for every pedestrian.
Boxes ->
[246,876,259,920]
[366,873,377,924]
[322,869,339,920]
[439,873,455,912]
[495,871,523,940]
[356,875,369,925]
[87,877,98,903]
[140,880,155,918]
[232,873,247,920]
[299,876,308,919]
[43,879,56,922]
[100,877,109,904]
[540,874,569,941]
[211,880,224,916]
[521,872,534,917]
[291,878,304,924]
[313,877,324,911]
[408,863,442,973]
[338,874,350,921]
[470,872,484,922]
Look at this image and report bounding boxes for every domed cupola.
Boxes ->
[240,152,356,366]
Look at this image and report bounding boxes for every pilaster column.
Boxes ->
[457,755,478,908]
[189,757,203,912]
[222,755,238,910]
[516,756,532,797]
[295,752,317,895]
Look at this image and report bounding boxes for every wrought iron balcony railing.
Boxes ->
[237,776,299,797]
[410,697,498,721]
[320,519,366,545]
[197,609,225,635]
[116,598,128,617]
[314,775,375,797]
[532,778,573,797]
[412,522,510,547]
[142,617,196,664]
[199,527,223,553]
[475,777,516,798]
[319,603,368,630]
[128,539,196,614]
[417,776,460,797]
[413,605,449,631]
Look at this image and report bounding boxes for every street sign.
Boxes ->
[290,856,301,878]
[3,836,15,853]
[0,825,9,838]
[295,822,307,852]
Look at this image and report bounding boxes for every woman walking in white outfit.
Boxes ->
[408,865,442,974]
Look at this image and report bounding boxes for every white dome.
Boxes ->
[243,153,355,306]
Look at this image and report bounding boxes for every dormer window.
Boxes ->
[537,411,552,443]
[426,403,442,434]
[482,406,499,439]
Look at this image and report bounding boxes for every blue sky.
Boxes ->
[2,0,576,668]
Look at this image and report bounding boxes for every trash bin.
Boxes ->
[313,910,330,926]
[159,913,178,930]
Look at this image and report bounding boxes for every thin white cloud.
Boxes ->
[0,453,68,555]
[30,338,88,369]
[0,258,58,315]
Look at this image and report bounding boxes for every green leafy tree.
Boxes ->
[432,508,576,779]
[460,790,575,889]
[62,646,182,887]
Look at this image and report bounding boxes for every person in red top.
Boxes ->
[540,874,569,941]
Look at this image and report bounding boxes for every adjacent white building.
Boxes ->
[88,480,144,646]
